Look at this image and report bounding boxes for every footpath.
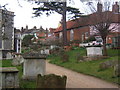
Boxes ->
[46,61,119,88]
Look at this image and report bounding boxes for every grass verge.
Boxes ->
[48,47,120,85]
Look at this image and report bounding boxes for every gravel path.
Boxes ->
[46,61,119,88]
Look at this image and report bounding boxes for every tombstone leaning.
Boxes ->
[36,74,67,88]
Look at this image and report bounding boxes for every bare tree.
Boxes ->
[79,1,119,56]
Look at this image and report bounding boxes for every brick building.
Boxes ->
[53,2,120,45]
[54,20,90,43]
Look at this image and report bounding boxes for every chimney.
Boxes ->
[112,2,119,13]
[26,25,28,30]
[45,28,48,37]
[97,2,103,12]
[33,26,37,29]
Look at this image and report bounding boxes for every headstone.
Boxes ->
[0,67,19,88]
[40,50,44,54]
[6,52,12,59]
[44,49,50,55]
[36,74,67,88]
[12,55,24,66]
[22,52,46,80]
[0,51,2,60]
[86,46,103,57]
[114,64,120,77]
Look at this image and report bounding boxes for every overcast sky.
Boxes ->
[0,0,119,29]
[0,0,82,29]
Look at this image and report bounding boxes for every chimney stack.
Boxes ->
[97,2,103,12]
[112,2,119,13]
[26,25,28,30]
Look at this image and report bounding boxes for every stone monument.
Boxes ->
[22,52,46,80]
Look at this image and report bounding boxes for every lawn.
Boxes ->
[48,47,120,85]
[1,60,36,88]
[1,47,119,88]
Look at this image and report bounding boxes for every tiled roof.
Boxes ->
[54,20,79,33]
[54,11,120,33]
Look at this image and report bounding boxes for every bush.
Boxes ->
[84,36,96,43]
[22,35,34,47]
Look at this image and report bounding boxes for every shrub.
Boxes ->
[22,35,34,47]
[50,47,64,56]
[84,36,96,43]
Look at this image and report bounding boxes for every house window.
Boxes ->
[70,30,74,41]
[82,34,84,42]
[85,32,89,39]
[59,32,62,39]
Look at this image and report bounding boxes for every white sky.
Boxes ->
[0,0,119,29]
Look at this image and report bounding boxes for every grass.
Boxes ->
[1,59,36,88]
[1,47,120,87]
[48,47,120,85]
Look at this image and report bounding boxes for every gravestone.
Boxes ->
[44,49,50,55]
[36,74,67,88]
[0,51,2,60]
[114,64,120,77]
[40,50,44,54]
[0,67,19,88]
[12,55,24,66]
[6,52,12,59]
[86,46,103,57]
[22,52,46,80]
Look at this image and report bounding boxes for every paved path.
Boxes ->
[46,61,119,88]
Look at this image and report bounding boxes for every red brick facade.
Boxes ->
[53,2,120,45]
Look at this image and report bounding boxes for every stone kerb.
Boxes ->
[0,67,19,88]
[22,52,46,80]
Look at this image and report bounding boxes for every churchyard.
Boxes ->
[0,46,119,88]
[48,47,120,85]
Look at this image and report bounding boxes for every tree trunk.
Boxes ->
[103,38,107,56]
[62,2,67,46]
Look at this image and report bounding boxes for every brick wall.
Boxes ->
[54,26,90,43]
[71,26,90,42]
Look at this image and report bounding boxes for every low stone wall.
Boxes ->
[0,67,19,88]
